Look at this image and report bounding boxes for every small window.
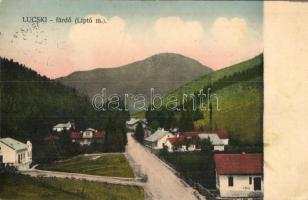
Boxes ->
[228,176,234,187]
[249,177,252,184]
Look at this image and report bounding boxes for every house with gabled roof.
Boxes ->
[198,133,225,151]
[52,121,75,132]
[204,130,229,145]
[144,128,173,149]
[0,137,32,170]
[165,131,226,152]
[214,153,263,198]
[70,130,105,146]
[165,135,199,152]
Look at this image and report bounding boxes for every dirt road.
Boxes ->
[126,133,205,200]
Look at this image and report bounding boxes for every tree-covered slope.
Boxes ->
[0,58,130,162]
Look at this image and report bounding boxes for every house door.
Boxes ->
[254,177,262,191]
[0,155,3,163]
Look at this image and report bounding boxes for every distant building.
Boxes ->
[144,128,173,149]
[206,130,229,145]
[165,136,197,152]
[198,133,225,151]
[70,131,82,143]
[126,118,147,131]
[70,130,105,146]
[214,153,263,198]
[0,137,32,170]
[178,131,200,138]
[83,128,96,139]
[52,121,75,132]
[44,134,60,142]
[165,131,225,152]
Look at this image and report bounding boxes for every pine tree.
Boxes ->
[135,122,145,144]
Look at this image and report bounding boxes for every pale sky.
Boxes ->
[0,0,263,78]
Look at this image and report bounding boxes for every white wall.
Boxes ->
[165,141,198,152]
[217,174,263,198]
[155,134,173,149]
[214,145,224,151]
[0,143,16,163]
[83,131,93,138]
[221,138,229,145]
[0,142,32,170]
[164,140,174,152]
[53,127,63,132]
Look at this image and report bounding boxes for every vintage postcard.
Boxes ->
[0,1,266,199]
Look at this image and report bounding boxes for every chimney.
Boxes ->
[27,141,32,151]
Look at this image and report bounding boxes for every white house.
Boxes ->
[83,128,96,138]
[144,128,173,149]
[52,121,75,132]
[80,128,96,146]
[214,153,263,198]
[198,133,225,151]
[0,137,32,170]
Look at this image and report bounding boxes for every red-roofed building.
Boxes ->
[179,131,201,138]
[93,131,106,139]
[44,134,60,142]
[214,153,263,198]
[165,130,228,152]
[214,130,229,140]
[70,130,105,146]
[179,130,229,145]
[70,132,82,142]
[165,134,199,152]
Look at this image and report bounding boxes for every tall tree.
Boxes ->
[179,111,194,131]
[135,122,145,144]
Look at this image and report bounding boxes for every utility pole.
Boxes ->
[209,75,213,131]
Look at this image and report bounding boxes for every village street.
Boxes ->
[126,133,205,200]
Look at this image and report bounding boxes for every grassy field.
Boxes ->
[38,154,135,178]
[197,76,263,145]
[161,152,216,189]
[0,173,144,200]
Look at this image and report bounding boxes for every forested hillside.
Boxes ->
[0,58,129,162]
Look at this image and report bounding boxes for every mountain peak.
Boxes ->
[57,53,213,112]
